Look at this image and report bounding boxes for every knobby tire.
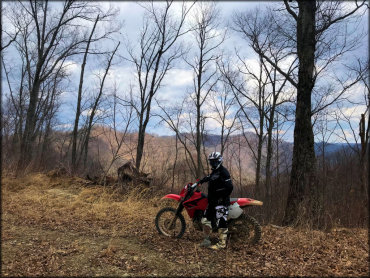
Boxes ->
[155,207,186,238]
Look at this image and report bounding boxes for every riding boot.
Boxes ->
[209,228,228,250]
[200,236,211,247]
[199,221,212,247]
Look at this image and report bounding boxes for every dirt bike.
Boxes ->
[155,181,263,244]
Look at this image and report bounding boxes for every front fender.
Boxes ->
[161,194,181,202]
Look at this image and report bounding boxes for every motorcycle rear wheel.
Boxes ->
[155,207,186,238]
[228,214,261,245]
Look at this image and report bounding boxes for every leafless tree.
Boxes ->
[209,74,238,156]
[156,99,198,177]
[183,2,226,177]
[155,29,231,180]
[333,59,369,199]
[99,84,135,184]
[71,14,100,170]
[219,48,294,198]
[233,0,367,226]
[272,109,294,191]
[1,3,20,51]
[219,56,267,194]
[283,0,367,226]
[124,1,194,171]
[71,7,120,171]
[4,0,106,173]
[79,42,120,170]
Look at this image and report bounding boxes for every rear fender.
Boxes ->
[236,198,263,208]
[161,194,182,202]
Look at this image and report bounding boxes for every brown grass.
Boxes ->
[2,173,369,276]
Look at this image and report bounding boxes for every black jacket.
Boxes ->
[200,165,233,206]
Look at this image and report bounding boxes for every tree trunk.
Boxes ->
[135,118,146,170]
[196,66,203,178]
[71,15,99,171]
[135,49,163,171]
[265,109,275,201]
[18,78,41,172]
[275,113,280,193]
[255,132,263,195]
[171,135,179,192]
[283,0,317,226]
[359,113,368,199]
[81,41,119,169]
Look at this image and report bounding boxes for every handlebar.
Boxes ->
[191,182,198,189]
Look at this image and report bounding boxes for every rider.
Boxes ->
[198,151,233,250]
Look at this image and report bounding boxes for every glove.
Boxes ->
[199,176,208,184]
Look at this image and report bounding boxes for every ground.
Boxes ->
[1,173,369,277]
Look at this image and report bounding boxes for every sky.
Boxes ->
[2,1,369,144]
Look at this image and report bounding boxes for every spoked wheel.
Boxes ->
[155,207,186,238]
[228,214,261,245]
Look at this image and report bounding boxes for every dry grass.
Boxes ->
[2,173,369,277]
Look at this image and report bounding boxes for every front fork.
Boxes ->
[169,201,184,229]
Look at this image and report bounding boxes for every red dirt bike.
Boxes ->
[155,181,263,244]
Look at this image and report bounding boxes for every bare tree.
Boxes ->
[71,14,101,171]
[283,0,367,226]
[1,3,20,51]
[100,84,135,183]
[219,56,267,193]
[209,79,238,156]
[6,0,104,173]
[70,7,120,171]
[272,109,294,191]
[334,60,369,199]
[233,0,367,226]
[155,18,229,180]
[219,47,294,198]
[183,2,226,177]
[125,1,194,171]
[79,42,120,169]
[156,99,198,177]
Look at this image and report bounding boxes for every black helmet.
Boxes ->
[208,151,223,170]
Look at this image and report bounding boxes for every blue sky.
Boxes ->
[2,1,368,143]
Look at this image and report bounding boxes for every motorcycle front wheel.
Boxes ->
[155,207,186,238]
[228,214,261,245]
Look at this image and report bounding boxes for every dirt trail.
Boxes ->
[2,215,178,276]
[2,174,369,277]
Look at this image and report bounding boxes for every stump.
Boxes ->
[117,161,151,186]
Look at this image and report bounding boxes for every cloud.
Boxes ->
[343,82,368,104]
[63,60,80,75]
[341,105,368,119]
[205,117,222,131]
[340,2,367,14]
[336,129,357,144]
[82,108,104,117]
[155,68,194,103]
[54,123,73,130]
[163,68,194,88]
[242,58,260,76]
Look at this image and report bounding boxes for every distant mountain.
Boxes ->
[83,126,358,179]
[314,142,358,155]
[159,133,357,158]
